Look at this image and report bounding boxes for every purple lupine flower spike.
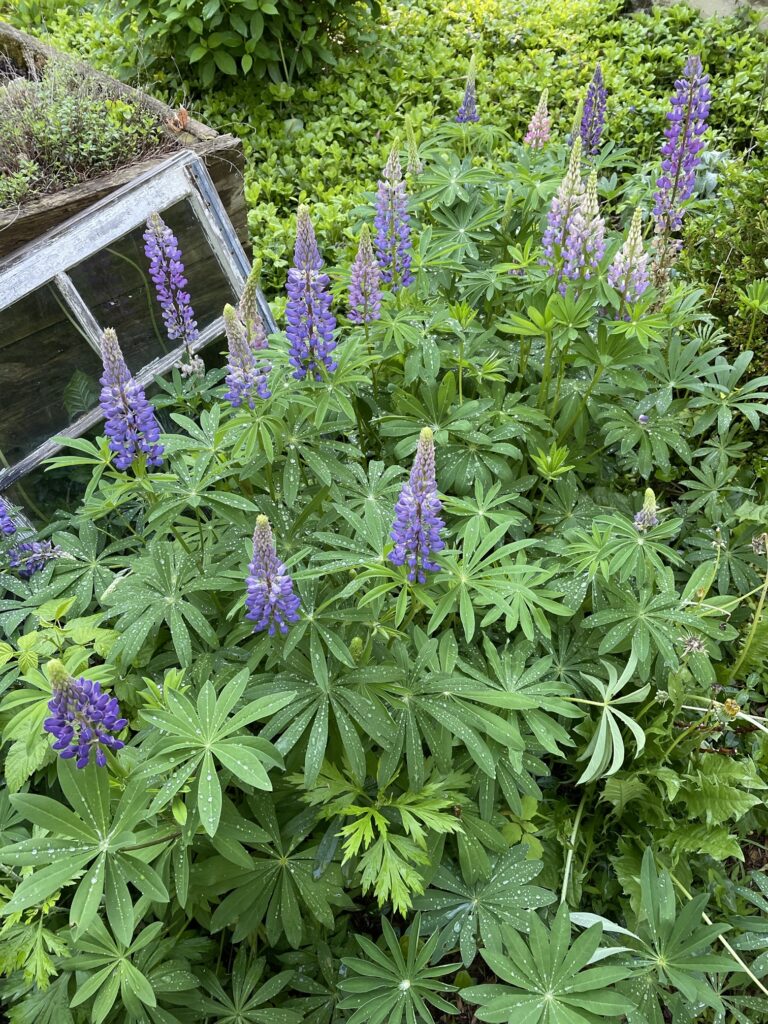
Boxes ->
[580,65,607,155]
[245,515,301,635]
[374,145,414,292]
[653,55,711,235]
[43,659,127,769]
[223,304,270,407]
[0,497,16,535]
[542,137,584,285]
[608,208,650,305]
[8,540,61,578]
[389,427,445,584]
[456,58,479,123]
[634,488,659,533]
[285,205,337,381]
[560,169,605,292]
[349,224,382,325]
[99,328,164,471]
[524,90,550,148]
[143,212,199,348]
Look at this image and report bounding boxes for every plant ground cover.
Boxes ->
[2,2,768,1024]
[9,0,768,352]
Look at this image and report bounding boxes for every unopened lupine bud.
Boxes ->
[524,90,550,148]
[456,57,479,123]
[389,427,445,583]
[245,515,301,635]
[634,488,659,532]
[405,116,423,176]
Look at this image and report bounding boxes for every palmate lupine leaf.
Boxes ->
[415,845,555,966]
[338,914,458,1024]
[464,904,634,1024]
[574,650,649,785]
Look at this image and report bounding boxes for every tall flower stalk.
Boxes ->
[374,145,414,292]
[560,169,606,291]
[580,64,607,155]
[389,427,445,584]
[348,224,382,325]
[456,57,479,123]
[285,205,337,381]
[542,137,585,288]
[524,90,550,148]
[245,515,301,635]
[143,212,199,351]
[44,659,127,769]
[99,328,164,471]
[653,55,711,236]
[223,304,271,407]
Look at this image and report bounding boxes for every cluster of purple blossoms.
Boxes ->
[143,212,199,347]
[559,170,606,290]
[456,60,479,123]
[580,65,607,155]
[8,540,61,578]
[286,205,337,381]
[0,497,15,535]
[524,90,550,148]
[223,303,271,407]
[348,224,382,325]
[634,488,659,532]
[43,659,126,768]
[653,55,711,234]
[374,146,414,292]
[389,427,445,584]
[608,208,650,305]
[245,515,301,636]
[99,328,164,470]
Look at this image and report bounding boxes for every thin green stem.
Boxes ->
[670,874,768,998]
[727,550,768,684]
[561,789,588,904]
[537,329,554,410]
[458,336,464,405]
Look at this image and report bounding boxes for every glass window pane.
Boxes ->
[67,198,236,373]
[0,283,102,467]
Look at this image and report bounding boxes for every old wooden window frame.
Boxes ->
[0,148,275,492]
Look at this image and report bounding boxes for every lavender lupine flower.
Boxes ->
[43,659,126,768]
[99,328,164,470]
[608,208,650,305]
[349,224,382,325]
[456,58,479,123]
[542,137,585,284]
[0,498,15,535]
[634,488,659,532]
[245,515,301,635]
[580,65,607,155]
[653,55,711,234]
[374,146,414,292]
[8,540,61,578]
[143,212,199,347]
[389,427,445,584]
[524,90,550,148]
[223,304,270,407]
[285,205,337,380]
[560,170,606,291]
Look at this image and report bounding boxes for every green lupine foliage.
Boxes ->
[2,47,768,1024]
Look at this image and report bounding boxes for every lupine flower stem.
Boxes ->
[143,212,199,354]
[389,427,445,583]
[374,145,414,292]
[285,206,337,380]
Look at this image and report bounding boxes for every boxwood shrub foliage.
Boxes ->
[3,56,768,1024]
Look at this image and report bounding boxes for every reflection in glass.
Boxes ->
[0,283,102,467]
[68,198,236,373]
